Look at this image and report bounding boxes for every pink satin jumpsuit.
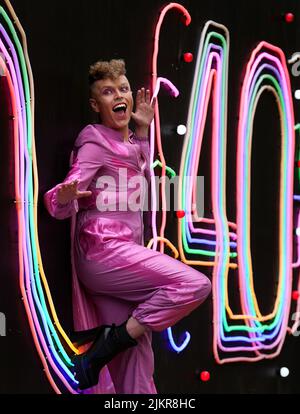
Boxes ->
[44,123,211,394]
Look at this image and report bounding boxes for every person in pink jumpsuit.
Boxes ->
[44,59,211,394]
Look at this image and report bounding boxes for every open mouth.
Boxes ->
[112,103,127,113]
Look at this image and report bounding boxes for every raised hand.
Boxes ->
[131,88,156,135]
[57,179,92,205]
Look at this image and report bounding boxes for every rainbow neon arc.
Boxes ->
[0,0,80,393]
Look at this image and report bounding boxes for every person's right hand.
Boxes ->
[57,179,92,205]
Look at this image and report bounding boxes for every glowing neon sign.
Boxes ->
[2,0,300,394]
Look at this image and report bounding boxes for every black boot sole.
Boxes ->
[71,322,138,390]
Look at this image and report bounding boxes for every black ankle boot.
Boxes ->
[69,326,102,347]
[71,321,137,390]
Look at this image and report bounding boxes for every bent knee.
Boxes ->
[192,273,211,303]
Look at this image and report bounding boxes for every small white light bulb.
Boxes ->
[177,125,187,135]
[280,367,289,378]
[295,90,300,100]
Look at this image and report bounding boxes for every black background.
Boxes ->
[0,0,300,394]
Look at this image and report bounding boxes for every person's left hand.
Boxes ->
[131,88,156,130]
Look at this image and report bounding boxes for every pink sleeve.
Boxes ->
[134,134,149,155]
[44,142,103,220]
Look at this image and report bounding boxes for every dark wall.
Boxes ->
[0,0,300,394]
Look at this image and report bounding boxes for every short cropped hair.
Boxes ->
[89,59,126,86]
